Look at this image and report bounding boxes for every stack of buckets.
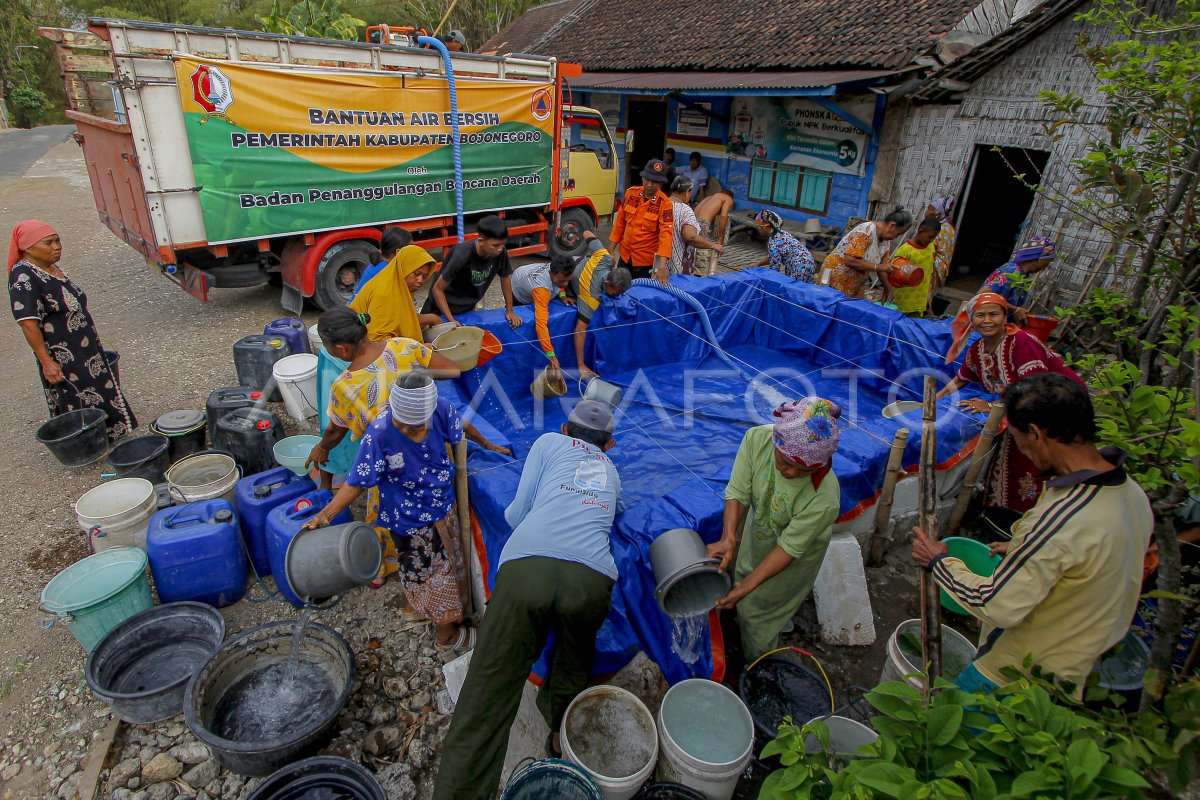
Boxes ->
[261,318,319,423]
[514,679,756,800]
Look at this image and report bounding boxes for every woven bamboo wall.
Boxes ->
[886,9,1122,308]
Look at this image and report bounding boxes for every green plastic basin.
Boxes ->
[940,536,1002,615]
[40,547,153,652]
[274,435,321,476]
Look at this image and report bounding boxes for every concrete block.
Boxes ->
[813,534,877,646]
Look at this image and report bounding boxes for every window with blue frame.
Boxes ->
[748,159,832,214]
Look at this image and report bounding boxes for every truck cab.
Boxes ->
[557,105,619,258]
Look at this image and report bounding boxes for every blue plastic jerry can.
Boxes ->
[234,466,317,577]
[265,490,353,607]
[146,499,247,607]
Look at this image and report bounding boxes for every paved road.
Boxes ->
[0,124,75,180]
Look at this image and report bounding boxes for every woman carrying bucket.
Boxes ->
[706,398,842,661]
[303,371,474,651]
[306,308,507,585]
[8,220,137,440]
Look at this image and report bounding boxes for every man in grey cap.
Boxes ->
[434,400,624,800]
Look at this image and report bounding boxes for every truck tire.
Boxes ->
[313,239,375,310]
[548,208,594,259]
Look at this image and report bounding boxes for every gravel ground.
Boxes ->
[0,136,469,800]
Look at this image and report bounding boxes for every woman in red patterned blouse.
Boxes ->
[937,292,1084,512]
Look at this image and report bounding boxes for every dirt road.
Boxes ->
[0,134,334,796]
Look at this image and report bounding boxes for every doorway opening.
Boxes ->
[624,97,668,188]
[949,145,1050,290]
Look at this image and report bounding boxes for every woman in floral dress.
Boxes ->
[8,220,136,440]
[306,371,476,652]
[817,208,912,298]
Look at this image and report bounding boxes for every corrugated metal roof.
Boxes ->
[571,69,898,92]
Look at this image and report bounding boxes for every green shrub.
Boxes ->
[759,674,1200,799]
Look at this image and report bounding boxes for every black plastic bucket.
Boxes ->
[85,602,226,724]
[739,656,833,743]
[185,621,354,776]
[104,350,120,384]
[247,756,385,800]
[36,407,109,466]
[979,506,1022,543]
[636,783,707,799]
[106,434,171,483]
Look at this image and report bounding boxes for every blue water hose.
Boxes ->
[417,36,465,243]
[630,278,751,378]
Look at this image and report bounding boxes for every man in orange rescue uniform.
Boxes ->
[610,158,674,284]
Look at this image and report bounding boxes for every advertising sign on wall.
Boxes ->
[726,96,872,176]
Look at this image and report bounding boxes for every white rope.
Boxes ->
[628,296,895,447]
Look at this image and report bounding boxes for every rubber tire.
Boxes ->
[313,239,375,310]
[548,207,594,259]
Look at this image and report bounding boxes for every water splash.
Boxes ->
[670,614,707,667]
[212,607,332,743]
[287,605,314,674]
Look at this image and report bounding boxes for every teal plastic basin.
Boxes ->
[40,547,153,652]
[274,435,321,476]
[940,536,1002,615]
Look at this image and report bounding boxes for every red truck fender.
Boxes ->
[280,227,382,297]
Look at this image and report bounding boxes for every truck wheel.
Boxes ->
[313,240,374,310]
[548,208,594,259]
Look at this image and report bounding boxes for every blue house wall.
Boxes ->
[575,90,885,231]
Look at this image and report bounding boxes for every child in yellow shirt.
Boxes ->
[889,218,940,316]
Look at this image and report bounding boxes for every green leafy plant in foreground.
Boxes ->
[759,675,1200,799]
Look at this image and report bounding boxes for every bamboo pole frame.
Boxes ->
[919,376,942,698]
[454,438,475,622]
[867,428,910,566]
[947,403,1005,534]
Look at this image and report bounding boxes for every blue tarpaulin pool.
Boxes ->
[441,268,990,684]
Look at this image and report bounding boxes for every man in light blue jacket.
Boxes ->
[434,400,623,800]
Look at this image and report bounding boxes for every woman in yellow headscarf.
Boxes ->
[349,244,442,341]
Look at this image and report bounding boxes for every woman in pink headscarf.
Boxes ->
[706,397,842,659]
[9,220,136,439]
[937,292,1081,512]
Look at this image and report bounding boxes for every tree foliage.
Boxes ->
[256,0,365,39]
[1029,0,1200,703]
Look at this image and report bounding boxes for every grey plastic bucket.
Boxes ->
[167,452,240,506]
[582,377,623,408]
[649,529,731,618]
[284,522,382,603]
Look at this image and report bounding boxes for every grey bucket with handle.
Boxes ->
[284,522,382,603]
[649,528,732,618]
[580,377,623,408]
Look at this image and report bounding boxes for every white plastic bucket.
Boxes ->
[879,618,978,691]
[307,323,322,354]
[75,478,157,552]
[803,716,878,755]
[560,685,658,800]
[655,679,753,800]
[272,353,320,421]
[165,453,239,506]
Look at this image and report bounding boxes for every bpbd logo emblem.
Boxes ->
[531,88,552,121]
[190,64,235,123]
